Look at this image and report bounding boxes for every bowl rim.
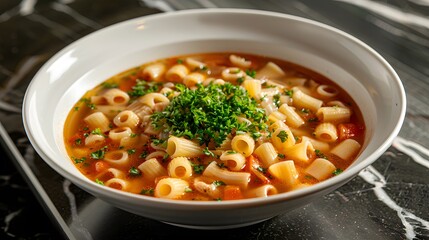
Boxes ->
[22,8,406,208]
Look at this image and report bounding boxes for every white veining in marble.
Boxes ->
[359,165,429,239]
[393,136,429,169]
[141,0,175,12]
[50,2,102,29]
[26,14,76,41]
[336,0,429,29]
[19,0,37,16]
[3,209,22,237]
[409,0,429,6]
[63,179,93,240]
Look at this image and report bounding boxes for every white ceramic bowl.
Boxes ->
[22,9,406,229]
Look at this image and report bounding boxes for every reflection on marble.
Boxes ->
[0,0,429,239]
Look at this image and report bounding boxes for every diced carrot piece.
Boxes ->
[246,155,270,184]
[223,185,243,200]
[338,123,364,140]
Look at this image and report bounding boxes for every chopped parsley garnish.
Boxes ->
[95,179,104,185]
[101,82,119,89]
[308,117,319,122]
[203,147,215,157]
[90,146,107,159]
[139,151,148,159]
[236,77,245,84]
[176,59,184,64]
[91,128,103,135]
[74,106,79,111]
[185,187,193,193]
[127,149,136,155]
[80,98,96,110]
[128,79,162,97]
[212,180,226,187]
[75,138,82,145]
[245,69,256,78]
[226,150,237,154]
[285,89,293,97]
[151,83,267,146]
[256,166,267,173]
[301,108,310,113]
[72,157,86,164]
[278,153,285,159]
[191,162,205,174]
[333,169,343,176]
[141,188,154,196]
[315,149,328,159]
[128,167,141,176]
[276,130,288,143]
[273,94,281,107]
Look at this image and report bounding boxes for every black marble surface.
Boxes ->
[1,0,428,239]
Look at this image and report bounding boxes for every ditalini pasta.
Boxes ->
[64,52,365,201]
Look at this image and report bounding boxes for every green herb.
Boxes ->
[315,149,328,159]
[236,77,244,84]
[256,166,267,173]
[91,128,103,135]
[101,82,118,89]
[308,117,319,122]
[226,150,237,154]
[95,178,104,185]
[127,149,136,155]
[332,169,343,176]
[212,180,226,187]
[90,146,107,159]
[305,175,315,180]
[139,151,148,159]
[301,108,310,113]
[128,166,141,176]
[141,188,154,196]
[74,106,79,111]
[162,154,169,162]
[273,94,281,107]
[185,187,193,193]
[285,89,293,97]
[203,147,215,157]
[75,138,82,145]
[72,157,86,164]
[177,59,183,64]
[80,98,96,110]
[151,83,267,147]
[261,82,276,88]
[276,130,288,143]
[245,69,256,78]
[130,133,138,138]
[278,153,285,159]
[128,79,162,97]
[191,163,204,174]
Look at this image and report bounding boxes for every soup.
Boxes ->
[64,53,365,201]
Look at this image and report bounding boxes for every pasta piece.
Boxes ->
[104,150,129,167]
[330,139,361,160]
[142,63,166,81]
[231,134,255,157]
[185,57,206,70]
[119,134,149,148]
[139,93,170,109]
[193,177,221,199]
[305,158,337,180]
[167,157,193,179]
[203,161,251,188]
[260,99,278,116]
[138,158,168,181]
[267,111,286,124]
[183,72,205,88]
[327,100,348,108]
[145,150,168,161]
[268,160,298,188]
[104,178,128,190]
[108,127,132,142]
[316,107,351,123]
[229,54,251,68]
[165,64,189,82]
[242,78,261,98]
[221,67,245,81]
[84,134,105,146]
[292,88,323,112]
[268,119,287,132]
[271,127,296,154]
[96,168,123,182]
[102,88,130,106]
[246,184,278,198]
[285,140,315,165]
[113,110,140,129]
[301,136,330,152]
[219,151,246,171]
[314,123,338,142]
[155,178,189,199]
[143,121,161,135]
[317,85,339,98]
[93,105,125,119]
[84,112,111,132]
[166,136,203,158]
[255,62,285,80]
[284,77,306,86]
[253,142,279,167]
[126,99,153,120]
[278,104,305,128]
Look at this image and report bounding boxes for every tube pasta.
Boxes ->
[203,161,250,188]
[139,93,170,109]
[301,136,330,152]
[104,150,129,167]
[155,178,189,199]
[254,142,279,167]
[85,134,105,146]
[120,134,149,148]
[268,119,287,132]
[165,64,189,82]
[314,123,338,142]
[305,158,337,180]
[142,63,166,81]
[292,88,323,112]
[108,127,132,142]
[317,85,339,98]
[229,54,251,68]
[271,127,296,153]
[268,160,298,187]
[84,112,111,132]
[246,184,278,198]
[222,67,245,81]
[278,104,305,128]
[183,72,205,87]
[94,105,125,119]
[316,107,351,123]
[113,110,140,129]
[219,152,246,171]
[330,139,361,160]
[285,140,315,165]
[96,168,124,182]
[168,157,193,179]
[166,136,203,158]
[102,88,130,106]
[138,158,168,181]
[104,178,128,190]
[231,134,255,157]
[126,100,153,120]
[185,57,206,70]
[268,111,286,124]
[255,62,285,80]
[242,78,261,98]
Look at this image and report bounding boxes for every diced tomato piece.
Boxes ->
[338,123,364,140]
[246,155,270,185]
[223,185,243,200]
